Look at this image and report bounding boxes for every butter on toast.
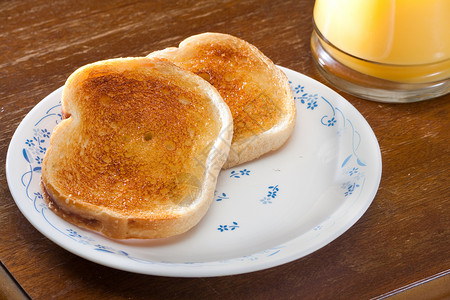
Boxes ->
[148,32,296,169]
[41,57,232,239]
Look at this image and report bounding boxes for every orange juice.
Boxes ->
[313,0,450,83]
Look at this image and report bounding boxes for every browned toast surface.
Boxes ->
[148,33,296,168]
[41,57,232,238]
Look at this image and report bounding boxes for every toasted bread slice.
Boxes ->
[41,57,232,239]
[148,32,296,168]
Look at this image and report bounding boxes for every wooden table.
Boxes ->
[1,1,449,299]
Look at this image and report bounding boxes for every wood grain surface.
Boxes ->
[1,0,449,299]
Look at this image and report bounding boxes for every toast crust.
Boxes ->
[148,33,296,168]
[41,57,232,239]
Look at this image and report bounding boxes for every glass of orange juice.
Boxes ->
[311,0,450,102]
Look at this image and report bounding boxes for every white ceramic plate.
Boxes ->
[6,67,381,277]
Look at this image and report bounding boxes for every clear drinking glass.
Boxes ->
[311,0,450,103]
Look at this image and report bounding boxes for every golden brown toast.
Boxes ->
[148,32,296,168]
[41,57,232,239]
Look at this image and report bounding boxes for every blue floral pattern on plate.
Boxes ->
[290,80,367,199]
[229,169,251,178]
[260,185,279,204]
[217,222,239,232]
[21,103,61,212]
